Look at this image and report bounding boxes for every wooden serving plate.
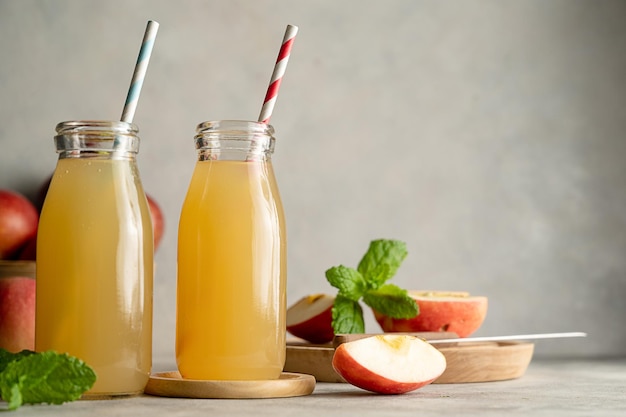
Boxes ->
[285,334,534,384]
[434,341,534,383]
[145,371,315,399]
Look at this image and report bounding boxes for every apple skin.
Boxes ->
[146,194,165,251]
[286,294,335,344]
[17,236,37,261]
[0,276,36,352]
[332,335,447,394]
[373,291,488,338]
[0,190,39,260]
[35,174,53,212]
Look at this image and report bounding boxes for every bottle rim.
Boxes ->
[195,120,274,136]
[55,120,139,135]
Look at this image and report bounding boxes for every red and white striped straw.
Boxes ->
[258,24,298,124]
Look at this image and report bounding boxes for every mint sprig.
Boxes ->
[0,349,96,411]
[325,239,418,334]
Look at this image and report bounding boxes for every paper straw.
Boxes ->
[258,24,298,124]
[121,20,160,123]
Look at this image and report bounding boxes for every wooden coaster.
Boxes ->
[145,371,315,399]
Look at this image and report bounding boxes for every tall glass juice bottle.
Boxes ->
[177,120,286,380]
[36,121,153,397]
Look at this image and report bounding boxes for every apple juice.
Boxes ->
[176,121,286,380]
[36,121,153,397]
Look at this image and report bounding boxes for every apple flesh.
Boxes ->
[0,190,39,260]
[286,294,335,344]
[0,276,36,352]
[373,291,488,338]
[332,334,446,394]
[146,194,165,251]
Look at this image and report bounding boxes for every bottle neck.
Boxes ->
[194,120,275,162]
[54,120,140,160]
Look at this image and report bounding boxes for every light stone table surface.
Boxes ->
[5,358,625,416]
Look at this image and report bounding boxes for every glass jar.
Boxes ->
[177,120,287,380]
[35,121,153,397]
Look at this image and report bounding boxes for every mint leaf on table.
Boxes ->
[357,239,408,288]
[325,265,367,301]
[0,349,96,411]
[0,349,35,373]
[326,239,417,334]
[362,284,418,319]
[331,295,365,334]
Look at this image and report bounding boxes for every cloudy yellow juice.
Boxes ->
[36,155,153,396]
[177,158,286,380]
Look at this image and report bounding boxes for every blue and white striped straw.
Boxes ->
[121,20,159,123]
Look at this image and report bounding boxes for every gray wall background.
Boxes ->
[1,0,624,360]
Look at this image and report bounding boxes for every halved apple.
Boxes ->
[332,334,446,394]
[286,294,335,344]
[373,291,488,338]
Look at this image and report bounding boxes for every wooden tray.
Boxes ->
[285,336,534,384]
[145,371,315,399]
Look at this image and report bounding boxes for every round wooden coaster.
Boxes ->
[145,371,315,399]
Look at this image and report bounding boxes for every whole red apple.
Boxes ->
[0,190,39,260]
[332,334,447,394]
[373,291,488,338]
[0,276,36,352]
[286,294,335,344]
[146,194,164,251]
[17,235,37,261]
[35,174,53,212]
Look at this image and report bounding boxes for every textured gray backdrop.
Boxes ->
[1,0,625,360]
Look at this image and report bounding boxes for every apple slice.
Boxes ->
[373,290,488,338]
[286,294,335,344]
[332,334,446,394]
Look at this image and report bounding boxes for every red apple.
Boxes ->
[0,190,39,260]
[35,174,53,212]
[332,334,447,394]
[286,294,335,344]
[146,194,164,251]
[373,291,488,338]
[17,236,37,261]
[0,276,36,352]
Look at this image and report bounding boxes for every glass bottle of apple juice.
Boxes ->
[36,121,153,397]
[177,120,287,380]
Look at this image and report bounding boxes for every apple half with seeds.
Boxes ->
[373,291,488,338]
[286,294,335,344]
[332,334,446,394]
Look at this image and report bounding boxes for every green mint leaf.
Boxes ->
[357,239,408,288]
[6,383,22,411]
[0,351,96,410]
[362,284,419,319]
[331,294,365,334]
[0,349,36,374]
[325,265,367,301]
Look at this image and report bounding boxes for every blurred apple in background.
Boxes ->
[35,174,53,213]
[147,194,164,251]
[0,276,35,352]
[17,236,37,261]
[0,190,39,260]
